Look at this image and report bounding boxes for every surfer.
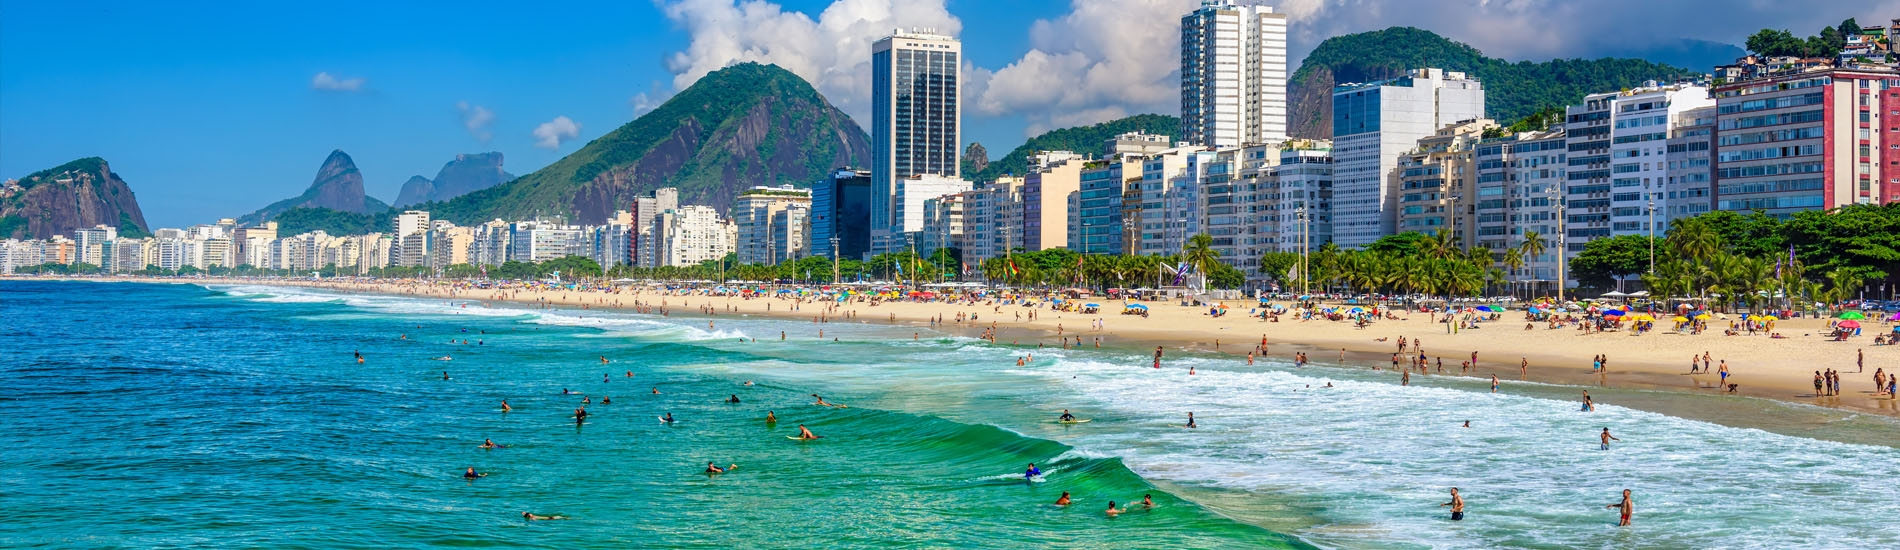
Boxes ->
[796,424,819,440]
[744,380,754,386]
[575,407,588,423]
[661,412,674,423]
[1599,427,1620,450]
[1606,489,1633,526]
[812,394,832,407]
[522,512,567,521]
[463,467,486,479]
[1141,494,1154,508]
[652,387,661,395]
[1440,488,1465,521]
[435,354,453,361]
[442,371,449,381]
[1059,410,1076,422]
[1054,491,1072,506]
[600,356,610,364]
[727,395,741,404]
[500,399,512,412]
[1024,463,1042,480]
[1185,412,1197,429]
[480,438,503,449]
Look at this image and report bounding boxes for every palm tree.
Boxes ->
[1666,217,1721,265]
[1499,246,1527,299]
[1516,230,1547,297]
[1181,233,1220,291]
[1423,229,1458,260]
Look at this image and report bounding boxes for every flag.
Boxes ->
[961,261,969,275]
[1008,259,1019,277]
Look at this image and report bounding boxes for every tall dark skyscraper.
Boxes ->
[871,29,961,254]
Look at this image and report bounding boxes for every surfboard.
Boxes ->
[787,436,821,441]
[1057,419,1092,424]
[659,417,675,423]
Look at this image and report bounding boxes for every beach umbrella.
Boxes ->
[1671,316,1689,322]
[1890,312,1900,321]
[1837,311,1866,320]
[1839,320,1862,329]
[1125,304,1148,311]
[1085,303,1100,308]
[1601,310,1625,317]
[1694,313,1711,320]
[1475,305,1497,312]
[1628,314,1655,321]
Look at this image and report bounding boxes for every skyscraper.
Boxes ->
[871,29,962,254]
[1330,68,1485,247]
[1180,0,1288,148]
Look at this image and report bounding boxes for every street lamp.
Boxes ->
[1082,221,1093,289]
[830,236,840,284]
[1295,206,1308,295]
[1646,199,1656,275]
[1556,202,1566,303]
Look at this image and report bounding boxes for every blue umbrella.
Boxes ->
[1085,303,1101,308]
[1126,304,1149,310]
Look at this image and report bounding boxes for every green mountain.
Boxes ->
[2,157,149,240]
[964,114,1180,183]
[418,62,871,225]
[270,206,386,237]
[1288,27,1700,138]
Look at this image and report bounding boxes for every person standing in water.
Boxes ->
[1105,501,1127,516]
[1491,375,1499,393]
[1599,427,1620,450]
[1606,489,1633,526]
[1153,346,1164,368]
[1184,412,1197,428]
[1440,488,1465,521]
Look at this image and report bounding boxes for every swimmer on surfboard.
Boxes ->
[660,412,675,423]
[1059,410,1076,422]
[705,462,736,474]
[794,424,820,440]
[1025,463,1042,480]
[463,467,487,479]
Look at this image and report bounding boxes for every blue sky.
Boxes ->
[3,0,1888,228]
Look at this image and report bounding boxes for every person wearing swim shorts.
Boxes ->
[1440,487,1465,521]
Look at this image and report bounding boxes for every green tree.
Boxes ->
[1569,235,1656,291]
[1180,234,1220,289]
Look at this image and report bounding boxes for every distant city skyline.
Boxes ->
[2,0,1890,228]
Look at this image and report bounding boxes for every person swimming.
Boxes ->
[744,380,754,386]
[600,396,611,404]
[796,424,819,439]
[705,462,735,474]
[652,387,661,395]
[435,354,453,361]
[500,400,512,412]
[442,371,449,381]
[1054,491,1072,506]
[480,438,503,449]
[463,467,486,479]
[727,395,741,404]
[1141,494,1154,508]
[812,394,832,407]
[1106,501,1127,516]
[765,410,777,423]
[521,512,566,521]
[1024,463,1042,480]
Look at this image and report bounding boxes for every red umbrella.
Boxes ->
[1838,320,1861,329]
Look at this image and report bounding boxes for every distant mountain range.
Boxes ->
[1288,27,1701,138]
[415,62,872,225]
[237,150,389,225]
[1,157,149,240]
[394,152,514,208]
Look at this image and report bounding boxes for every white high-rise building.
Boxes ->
[871,29,961,254]
[1563,83,1713,259]
[655,206,735,267]
[1330,68,1486,247]
[1180,0,1288,148]
[892,174,972,248]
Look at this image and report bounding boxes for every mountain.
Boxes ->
[964,114,1181,184]
[394,152,515,207]
[238,150,389,225]
[1,157,149,240]
[1288,27,1700,138]
[417,62,871,225]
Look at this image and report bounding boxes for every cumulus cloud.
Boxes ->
[456,102,495,143]
[532,116,581,149]
[978,0,1197,136]
[656,0,961,123]
[310,72,366,92]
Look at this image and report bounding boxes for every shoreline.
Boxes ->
[20,275,1900,425]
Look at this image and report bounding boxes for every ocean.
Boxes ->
[2,280,1896,548]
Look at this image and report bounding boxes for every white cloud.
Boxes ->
[456,101,495,143]
[656,0,960,123]
[310,72,366,92]
[978,0,1198,136]
[532,116,581,149]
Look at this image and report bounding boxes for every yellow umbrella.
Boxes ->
[1628,314,1655,321]
[1694,313,1711,320]
[1671,316,1689,322]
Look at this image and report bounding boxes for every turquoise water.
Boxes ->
[4,280,1899,548]
[0,281,1296,548]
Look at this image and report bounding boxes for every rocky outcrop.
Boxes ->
[394,152,514,207]
[0,157,148,239]
[239,150,388,224]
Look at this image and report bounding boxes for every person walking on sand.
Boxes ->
[1440,488,1465,521]
[1599,427,1620,450]
[1606,489,1633,526]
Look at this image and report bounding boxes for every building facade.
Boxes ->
[872,30,962,254]
[1180,0,1288,148]
[1330,68,1486,247]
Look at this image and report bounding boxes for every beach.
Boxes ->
[94,275,1900,419]
[6,278,1898,548]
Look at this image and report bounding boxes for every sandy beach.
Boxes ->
[50,275,1900,418]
